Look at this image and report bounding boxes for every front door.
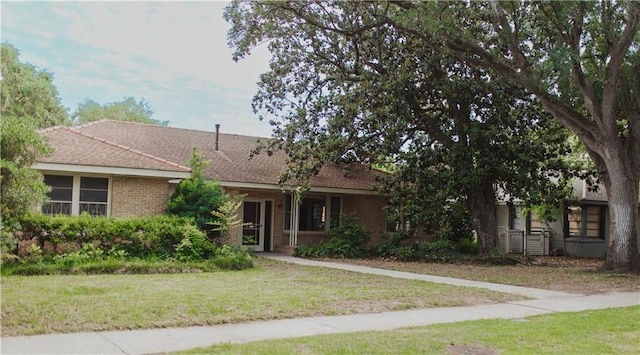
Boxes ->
[242,200,265,251]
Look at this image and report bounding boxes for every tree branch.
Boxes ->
[567,4,603,126]
[601,2,640,136]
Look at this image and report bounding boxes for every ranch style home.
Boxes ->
[35,120,389,253]
[35,120,639,257]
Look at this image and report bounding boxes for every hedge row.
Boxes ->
[15,213,210,259]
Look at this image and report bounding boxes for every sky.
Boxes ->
[1,1,274,137]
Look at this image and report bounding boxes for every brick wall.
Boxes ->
[222,188,396,251]
[111,176,175,217]
[342,194,388,245]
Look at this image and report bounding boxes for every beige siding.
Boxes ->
[111,176,176,217]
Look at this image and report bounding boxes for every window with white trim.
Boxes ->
[42,175,110,216]
[284,194,341,232]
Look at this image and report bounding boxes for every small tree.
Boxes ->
[1,116,52,232]
[210,197,246,245]
[166,148,226,235]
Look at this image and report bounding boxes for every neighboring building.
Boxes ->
[35,120,389,253]
[496,180,640,258]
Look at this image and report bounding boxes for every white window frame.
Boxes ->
[42,174,112,217]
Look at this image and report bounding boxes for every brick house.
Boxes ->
[36,120,389,253]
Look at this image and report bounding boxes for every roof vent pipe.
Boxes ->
[215,124,220,151]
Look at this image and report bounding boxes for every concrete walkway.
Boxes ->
[2,255,639,355]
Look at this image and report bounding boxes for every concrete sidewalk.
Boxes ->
[2,255,639,355]
[262,254,576,299]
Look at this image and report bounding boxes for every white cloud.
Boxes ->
[2,1,274,136]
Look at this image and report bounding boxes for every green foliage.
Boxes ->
[0,42,70,128]
[454,238,478,255]
[210,197,247,245]
[373,239,463,262]
[174,224,216,261]
[294,214,370,258]
[432,201,473,243]
[212,245,253,270]
[72,97,168,126]
[0,116,53,232]
[225,2,578,256]
[53,244,127,267]
[166,148,226,234]
[1,258,243,276]
[0,42,66,244]
[16,213,196,259]
[4,213,253,274]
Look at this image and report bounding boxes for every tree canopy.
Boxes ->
[72,97,168,126]
[0,42,62,231]
[409,1,639,272]
[225,1,583,254]
[226,1,639,271]
[1,42,70,128]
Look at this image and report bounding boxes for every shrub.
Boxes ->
[6,212,254,274]
[454,237,478,254]
[433,201,473,242]
[294,214,370,258]
[166,148,226,235]
[15,213,202,260]
[372,238,464,262]
[212,245,253,270]
[174,225,215,261]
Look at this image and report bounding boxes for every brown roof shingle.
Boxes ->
[41,120,379,191]
[38,126,190,172]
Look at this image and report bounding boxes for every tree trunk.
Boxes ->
[599,147,640,273]
[466,182,499,255]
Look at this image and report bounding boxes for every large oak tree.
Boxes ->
[404,1,639,273]
[226,1,579,254]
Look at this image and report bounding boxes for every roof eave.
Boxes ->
[219,181,378,196]
[34,163,192,179]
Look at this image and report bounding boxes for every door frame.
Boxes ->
[240,199,273,252]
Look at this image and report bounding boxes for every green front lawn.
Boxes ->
[180,306,640,354]
[0,257,522,336]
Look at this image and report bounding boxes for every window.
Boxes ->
[79,177,109,215]
[284,194,341,232]
[42,175,110,216]
[42,175,73,215]
[568,205,605,239]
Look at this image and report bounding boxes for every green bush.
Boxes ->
[294,214,370,258]
[433,201,473,242]
[372,239,464,262]
[165,148,226,235]
[374,232,409,258]
[454,237,478,254]
[6,212,253,274]
[212,245,253,270]
[174,224,216,261]
[16,213,202,259]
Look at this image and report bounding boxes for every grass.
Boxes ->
[0,257,522,336]
[178,306,640,354]
[336,257,640,294]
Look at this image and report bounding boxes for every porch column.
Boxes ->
[289,190,300,246]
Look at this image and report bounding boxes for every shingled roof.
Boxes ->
[39,120,379,191]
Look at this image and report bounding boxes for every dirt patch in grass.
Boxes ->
[329,256,640,295]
